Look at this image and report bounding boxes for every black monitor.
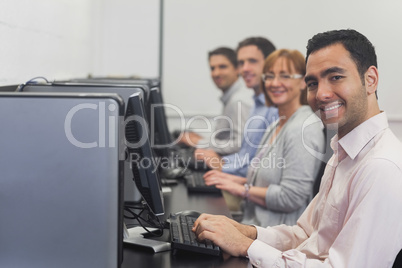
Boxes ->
[64,78,172,160]
[18,81,149,204]
[147,87,173,159]
[53,80,152,107]
[66,77,163,117]
[124,92,165,216]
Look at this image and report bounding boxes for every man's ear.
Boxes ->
[365,66,379,95]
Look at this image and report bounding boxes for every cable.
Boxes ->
[25,76,49,84]
[124,202,165,237]
[17,76,50,92]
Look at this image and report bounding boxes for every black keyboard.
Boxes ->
[185,172,221,194]
[169,211,221,256]
[177,148,210,171]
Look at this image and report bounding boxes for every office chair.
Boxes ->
[313,128,336,197]
[312,161,326,197]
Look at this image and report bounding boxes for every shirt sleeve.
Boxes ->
[201,99,252,156]
[247,159,402,267]
[247,225,311,268]
[221,152,250,177]
[264,121,325,212]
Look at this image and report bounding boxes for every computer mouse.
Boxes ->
[162,167,188,179]
[173,210,201,218]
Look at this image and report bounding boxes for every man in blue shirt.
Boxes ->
[195,37,278,210]
[195,37,278,176]
[178,47,254,156]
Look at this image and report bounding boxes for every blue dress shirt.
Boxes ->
[221,93,278,177]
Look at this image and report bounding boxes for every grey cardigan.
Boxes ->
[241,106,325,227]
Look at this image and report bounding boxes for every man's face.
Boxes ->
[237,45,266,92]
[209,55,239,92]
[305,43,369,138]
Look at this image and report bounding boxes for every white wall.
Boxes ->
[162,0,402,140]
[91,0,160,78]
[1,1,401,140]
[0,0,95,84]
[0,0,159,85]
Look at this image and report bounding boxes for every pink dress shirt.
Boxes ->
[247,112,402,267]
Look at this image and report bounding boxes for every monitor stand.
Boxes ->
[123,225,171,253]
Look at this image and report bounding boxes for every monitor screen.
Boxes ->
[124,92,165,216]
[19,82,148,204]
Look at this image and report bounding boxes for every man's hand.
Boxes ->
[203,170,248,184]
[178,131,203,147]
[192,214,256,257]
[202,170,248,196]
[194,148,223,170]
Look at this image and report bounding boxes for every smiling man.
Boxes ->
[195,37,279,174]
[194,38,279,211]
[192,29,402,267]
[179,47,254,156]
[305,43,377,139]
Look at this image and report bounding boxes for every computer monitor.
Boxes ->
[147,87,173,159]
[19,82,148,203]
[0,92,124,267]
[64,78,168,149]
[66,77,163,115]
[68,77,160,96]
[0,84,19,92]
[124,92,165,216]
[60,79,172,165]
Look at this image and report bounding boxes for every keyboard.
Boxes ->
[169,210,221,256]
[185,171,221,194]
[176,148,210,171]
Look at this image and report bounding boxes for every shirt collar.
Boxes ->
[332,111,389,160]
[220,78,243,105]
[253,92,266,107]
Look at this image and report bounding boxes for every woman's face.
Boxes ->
[263,57,305,109]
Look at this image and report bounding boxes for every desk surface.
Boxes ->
[122,181,249,267]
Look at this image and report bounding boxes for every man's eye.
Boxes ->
[332,75,343,81]
[307,82,318,90]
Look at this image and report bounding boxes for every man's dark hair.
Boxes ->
[236,37,276,59]
[208,47,238,68]
[306,29,377,81]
